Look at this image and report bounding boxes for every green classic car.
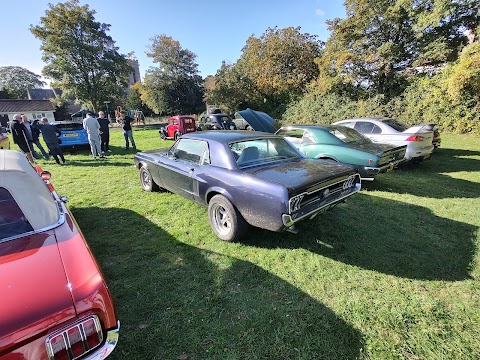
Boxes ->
[276,125,407,181]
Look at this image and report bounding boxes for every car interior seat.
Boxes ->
[237,146,260,164]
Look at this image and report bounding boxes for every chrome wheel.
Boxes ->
[211,203,232,236]
[208,195,248,242]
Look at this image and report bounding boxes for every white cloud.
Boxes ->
[315,8,325,16]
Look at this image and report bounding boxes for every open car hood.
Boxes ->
[235,109,280,133]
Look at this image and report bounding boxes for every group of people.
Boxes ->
[82,110,136,160]
[9,110,137,164]
[9,114,65,165]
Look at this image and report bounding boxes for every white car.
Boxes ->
[333,117,434,163]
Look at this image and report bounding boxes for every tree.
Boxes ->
[125,81,152,116]
[236,27,323,116]
[141,35,204,114]
[0,66,45,99]
[203,62,254,113]
[314,0,478,100]
[30,0,131,111]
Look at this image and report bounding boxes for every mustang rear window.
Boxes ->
[231,138,301,167]
[0,187,34,239]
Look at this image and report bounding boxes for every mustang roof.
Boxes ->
[0,150,59,231]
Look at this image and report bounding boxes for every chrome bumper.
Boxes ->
[85,321,120,360]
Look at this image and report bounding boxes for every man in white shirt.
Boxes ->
[82,113,104,160]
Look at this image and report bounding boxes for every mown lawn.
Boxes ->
[23,129,480,359]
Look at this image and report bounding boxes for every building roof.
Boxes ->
[0,100,55,113]
[27,88,63,100]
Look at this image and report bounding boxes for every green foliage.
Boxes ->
[125,81,152,116]
[205,27,323,118]
[0,66,45,99]
[315,0,477,100]
[30,0,131,111]
[142,35,204,115]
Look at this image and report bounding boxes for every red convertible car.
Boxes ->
[0,150,119,360]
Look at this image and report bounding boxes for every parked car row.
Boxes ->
[159,110,438,181]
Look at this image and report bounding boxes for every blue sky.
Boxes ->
[1,0,346,82]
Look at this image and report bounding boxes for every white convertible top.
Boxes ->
[0,150,60,230]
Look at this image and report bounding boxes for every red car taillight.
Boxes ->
[46,316,103,360]
[405,135,424,141]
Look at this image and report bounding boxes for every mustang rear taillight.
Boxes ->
[405,135,424,141]
[46,316,103,360]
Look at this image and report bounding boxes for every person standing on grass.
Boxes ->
[23,115,50,160]
[83,113,104,160]
[97,111,111,153]
[32,118,66,164]
[116,110,136,151]
[9,114,35,164]
[20,115,41,159]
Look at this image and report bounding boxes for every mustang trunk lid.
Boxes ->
[0,231,76,354]
[243,159,356,191]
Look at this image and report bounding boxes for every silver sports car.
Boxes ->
[333,117,434,163]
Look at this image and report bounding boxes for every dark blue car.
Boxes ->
[51,121,89,149]
[134,131,361,242]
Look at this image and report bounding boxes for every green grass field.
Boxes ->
[18,129,480,359]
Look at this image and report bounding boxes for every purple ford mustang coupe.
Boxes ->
[134,131,361,241]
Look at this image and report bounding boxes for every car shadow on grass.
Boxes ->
[72,206,364,360]
[365,148,480,198]
[244,193,477,281]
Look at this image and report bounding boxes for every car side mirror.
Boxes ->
[60,195,69,203]
[167,151,176,159]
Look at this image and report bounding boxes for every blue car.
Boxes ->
[51,121,89,149]
[134,131,361,242]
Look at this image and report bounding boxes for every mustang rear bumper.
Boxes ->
[362,158,405,179]
[282,183,361,228]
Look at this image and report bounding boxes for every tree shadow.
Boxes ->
[72,206,364,360]
[366,147,480,198]
[243,194,477,281]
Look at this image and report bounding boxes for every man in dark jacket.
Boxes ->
[9,114,35,164]
[116,110,136,150]
[97,111,111,153]
[32,118,66,164]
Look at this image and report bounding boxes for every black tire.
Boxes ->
[140,166,159,192]
[208,195,248,242]
[160,132,166,140]
[174,131,181,140]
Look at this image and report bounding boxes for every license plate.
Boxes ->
[64,133,78,137]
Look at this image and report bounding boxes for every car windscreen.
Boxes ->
[55,123,84,131]
[383,119,408,132]
[328,126,370,143]
[230,137,302,168]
